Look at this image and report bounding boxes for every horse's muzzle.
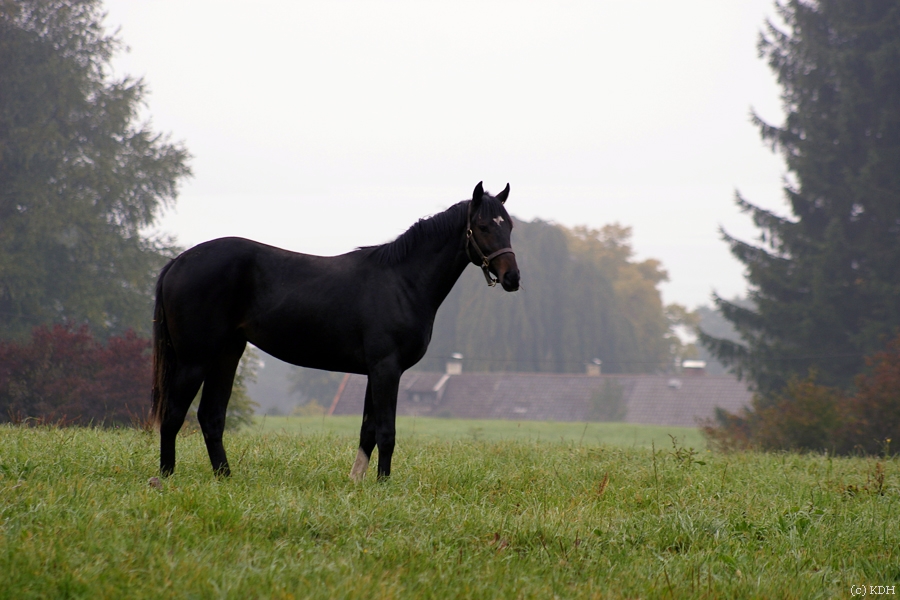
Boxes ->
[501,269,520,292]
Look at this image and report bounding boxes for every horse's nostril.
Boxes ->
[504,270,520,288]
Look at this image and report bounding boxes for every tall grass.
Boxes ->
[0,423,897,599]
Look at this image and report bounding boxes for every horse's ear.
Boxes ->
[471,181,484,209]
[496,183,510,204]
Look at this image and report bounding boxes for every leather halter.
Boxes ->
[465,199,515,287]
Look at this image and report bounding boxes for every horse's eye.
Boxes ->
[478,225,489,233]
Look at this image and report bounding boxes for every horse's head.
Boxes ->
[466,182,520,292]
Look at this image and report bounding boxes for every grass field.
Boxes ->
[0,421,897,599]
[251,415,707,449]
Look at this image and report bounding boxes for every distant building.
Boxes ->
[328,366,751,428]
[681,359,707,377]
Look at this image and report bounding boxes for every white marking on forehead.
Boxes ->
[493,216,505,226]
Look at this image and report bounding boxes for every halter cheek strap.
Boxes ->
[465,201,515,287]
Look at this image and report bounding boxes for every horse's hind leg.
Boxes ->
[197,340,246,476]
[351,382,376,481]
[160,364,204,476]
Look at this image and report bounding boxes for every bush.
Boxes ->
[291,399,326,417]
[701,406,753,452]
[0,324,261,429]
[844,335,900,455]
[0,324,151,425]
[702,374,846,453]
[753,375,847,453]
[703,333,900,456]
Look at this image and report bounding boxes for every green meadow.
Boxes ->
[251,415,707,449]
[0,419,897,599]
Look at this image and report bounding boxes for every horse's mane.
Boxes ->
[360,195,509,266]
[359,201,469,266]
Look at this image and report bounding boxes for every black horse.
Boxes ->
[151,182,519,479]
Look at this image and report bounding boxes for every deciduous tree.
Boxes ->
[417,218,672,374]
[0,0,190,340]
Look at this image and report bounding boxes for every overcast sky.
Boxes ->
[104,0,788,309]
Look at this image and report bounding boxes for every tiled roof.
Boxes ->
[330,371,752,427]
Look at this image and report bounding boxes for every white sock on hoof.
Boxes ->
[349,448,369,481]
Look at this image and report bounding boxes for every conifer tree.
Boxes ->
[702,0,900,398]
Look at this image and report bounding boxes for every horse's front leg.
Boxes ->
[373,370,400,479]
[353,363,400,480]
[351,382,376,481]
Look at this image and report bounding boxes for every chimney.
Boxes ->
[681,359,706,376]
[585,358,602,376]
[446,352,463,375]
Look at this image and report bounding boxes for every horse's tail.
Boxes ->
[151,260,176,429]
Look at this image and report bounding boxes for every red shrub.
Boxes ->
[0,324,151,426]
[703,332,900,456]
[844,335,900,455]
[702,374,846,453]
[753,375,846,453]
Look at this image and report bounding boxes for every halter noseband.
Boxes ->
[465,199,515,287]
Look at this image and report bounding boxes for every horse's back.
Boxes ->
[161,237,288,312]
[159,237,371,370]
[163,236,344,298]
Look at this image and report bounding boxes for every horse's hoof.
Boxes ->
[349,448,369,481]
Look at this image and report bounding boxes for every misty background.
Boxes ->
[98,1,781,414]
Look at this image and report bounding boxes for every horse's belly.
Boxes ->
[244,319,367,375]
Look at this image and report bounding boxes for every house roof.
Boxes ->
[329,371,752,427]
